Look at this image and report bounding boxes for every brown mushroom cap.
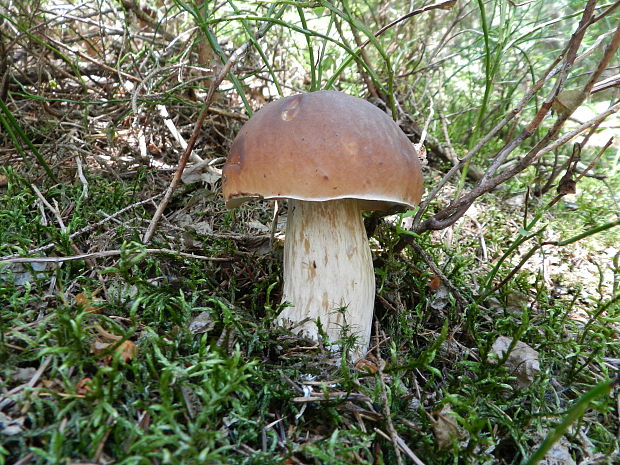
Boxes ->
[222,90,424,210]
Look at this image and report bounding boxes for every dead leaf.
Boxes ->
[41,378,61,389]
[181,165,221,185]
[354,358,378,374]
[0,412,25,437]
[440,0,457,10]
[505,292,531,315]
[430,404,461,449]
[116,340,138,363]
[91,340,113,366]
[1,261,50,286]
[75,292,102,313]
[430,284,450,311]
[537,437,576,465]
[75,377,92,395]
[429,275,442,291]
[247,220,269,232]
[91,340,110,353]
[489,336,540,388]
[181,385,203,419]
[552,89,586,116]
[146,142,161,155]
[189,311,215,334]
[176,213,213,235]
[12,367,37,383]
[556,174,577,196]
[91,339,137,365]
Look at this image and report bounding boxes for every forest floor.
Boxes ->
[1,1,619,465]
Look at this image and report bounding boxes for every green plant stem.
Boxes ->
[320,0,394,111]
[202,14,387,97]
[481,218,619,299]
[0,98,57,182]
[475,0,492,137]
[225,1,284,96]
[478,225,547,300]
[577,292,620,346]
[548,218,620,246]
[522,378,617,465]
[295,5,317,90]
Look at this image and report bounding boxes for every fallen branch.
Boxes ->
[394,13,620,254]
[416,99,620,234]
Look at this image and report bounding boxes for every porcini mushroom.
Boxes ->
[222,91,423,358]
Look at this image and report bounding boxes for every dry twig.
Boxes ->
[143,20,275,243]
[2,193,164,261]
[0,248,232,265]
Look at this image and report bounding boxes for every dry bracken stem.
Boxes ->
[537,121,603,196]
[528,101,620,161]
[31,184,66,232]
[338,8,380,100]
[492,138,614,294]
[415,0,593,216]
[575,138,614,184]
[438,110,459,165]
[119,0,175,41]
[418,3,466,76]
[583,22,620,95]
[591,0,620,24]
[480,0,598,184]
[45,33,141,84]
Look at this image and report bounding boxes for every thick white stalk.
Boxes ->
[278,199,375,358]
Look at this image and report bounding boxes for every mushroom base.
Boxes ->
[279,199,375,359]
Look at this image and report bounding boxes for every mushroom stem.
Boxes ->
[279,199,375,358]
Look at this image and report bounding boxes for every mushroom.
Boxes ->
[222,91,423,358]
